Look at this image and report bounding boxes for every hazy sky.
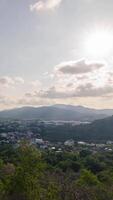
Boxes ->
[1,0,113,109]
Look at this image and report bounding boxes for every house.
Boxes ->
[64,139,74,147]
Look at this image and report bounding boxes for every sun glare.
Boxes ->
[86,30,113,57]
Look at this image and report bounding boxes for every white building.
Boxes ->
[64,139,74,147]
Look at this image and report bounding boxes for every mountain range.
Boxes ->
[0,104,113,121]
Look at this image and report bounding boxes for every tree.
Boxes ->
[77,169,100,187]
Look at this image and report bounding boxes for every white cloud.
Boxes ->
[33,83,113,99]
[55,59,104,75]
[37,86,71,98]
[1,60,113,109]
[14,77,24,84]
[29,62,113,99]
[30,0,62,12]
[30,80,42,88]
[0,76,14,86]
[0,76,24,87]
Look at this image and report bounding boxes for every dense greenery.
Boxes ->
[41,116,113,142]
[0,143,113,199]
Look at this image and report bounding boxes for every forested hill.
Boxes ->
[41,116,113,142]
[78,115,113,141]
[0,105,108,122]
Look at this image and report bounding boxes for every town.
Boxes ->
[0,119,113,154]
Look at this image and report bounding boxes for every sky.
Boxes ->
[0,0,113,109]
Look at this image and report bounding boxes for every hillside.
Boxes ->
[0,105,109,122]
[41,115,113,142]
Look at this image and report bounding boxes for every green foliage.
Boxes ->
[46,183,60,200]
[77,169,100,187]
[83,156,105,173]
[0,143,113,199]
[58,160,80,172]
[80,149,92,157]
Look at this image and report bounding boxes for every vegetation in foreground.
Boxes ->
[0,143,113,199]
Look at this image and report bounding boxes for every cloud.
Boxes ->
[0,60,113,109]
[0,95,16,108]
[25,87,70,99]
[0,77,14,86]
[30,0,62,12]
[37,86,71,99]
[0,76,24,87]
[14,77,24,84]
[56,59,104,75]
[33,81,113,99]
[30,80,42,88]
[75,83,113,97]
[22,60,113,101]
